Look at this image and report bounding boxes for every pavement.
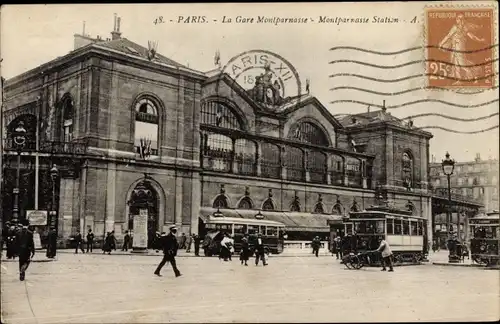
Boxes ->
[1,252,499,323]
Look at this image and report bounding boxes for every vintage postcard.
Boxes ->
[0,2,498,323]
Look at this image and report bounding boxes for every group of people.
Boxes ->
[218,232,268,266]
[1,219,36,281]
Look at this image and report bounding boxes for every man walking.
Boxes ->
[194,234,201,256]
[86,229,94,253]
[46,228,57,258]
[154,226,182,277]
[17,220,35,281]
[311,236,321,257]
[376,237,394,272]
[255,233,267,266]
[185,233,193,253]
[74,230,85,254]
[122,230,131,251]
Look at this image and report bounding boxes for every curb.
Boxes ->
[1,258,56,263]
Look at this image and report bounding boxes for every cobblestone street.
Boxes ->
[1,252,498,323]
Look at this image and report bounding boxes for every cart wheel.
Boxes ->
[394,254,403,265]
[350,255,362,269]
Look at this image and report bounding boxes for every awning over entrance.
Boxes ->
[199,207,342,233]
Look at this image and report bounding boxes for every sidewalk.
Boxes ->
[428,250,499,269]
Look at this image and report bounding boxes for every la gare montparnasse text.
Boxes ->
[218,16,399,25]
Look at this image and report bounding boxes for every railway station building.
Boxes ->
[1,20,482,248]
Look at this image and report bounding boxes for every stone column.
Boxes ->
[256,142,262,177]
[385,129,394,186]
[59,178,75,240]
[190,173,201,235]
[175,174,183,227]
[280,146,287,180]
[362,177,368,189]
[105,162,117,234]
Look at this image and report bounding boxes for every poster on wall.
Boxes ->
[33,232,43,250]
[132,209,148,249]
[26,210,48,226]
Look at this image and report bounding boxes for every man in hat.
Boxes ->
[17,220,35,281]
[254,233,267,266]
[154,225,182,277]
[311,236,321,257]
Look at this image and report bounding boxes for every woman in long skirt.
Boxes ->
[240,235,250,266]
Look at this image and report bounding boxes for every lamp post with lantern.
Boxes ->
[11,121,27,223]
[50,164,59,233]
[441,152,458,262]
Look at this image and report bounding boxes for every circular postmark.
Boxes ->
[216,50,302,112]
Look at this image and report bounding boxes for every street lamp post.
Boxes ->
[50,164,59,234]
[441,152,457,262]
[11,121,27,223]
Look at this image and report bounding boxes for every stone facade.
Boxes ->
[2,32,435,245]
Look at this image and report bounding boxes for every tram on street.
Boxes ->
[199,214,286,256]
[469,211,499,266]
[332,205,429,265]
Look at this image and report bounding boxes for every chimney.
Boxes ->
[111,14,122,40]
[475,153,481,162]
[74,33,98,50]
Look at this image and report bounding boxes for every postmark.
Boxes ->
[216,50,302,112]
[425,7,496,89]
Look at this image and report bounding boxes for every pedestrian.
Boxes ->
[46,228,57,258]
[240,234,250,266]
[103,232,112,254]
[17,220,35,281]
[194,234,201,256]
[311,236,321,257]
[254,233,267,266]
[74,230,85,254]
[154,226,182,277]
[122,230,131,251]
[110,231,117,251]
[202,234,212,256]
[376,237,394,272]
[86,229,94,253]
[179,233,187,249]
[220,232,233,262]
[185,233,193,253]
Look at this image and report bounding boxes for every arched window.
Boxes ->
[238,197,253,209]
[262,198,275,211]
[286,146,304,181]
[313,202,325,214]
[402,152,413,188]
[135,97,159,156]
[405,201,416,215]
[202,133,233,172]
[308,151,327,184]
[260,142,281,179]
[288,121,329,146]
[61,96,74,143]
[332,203,343,215]
[235,139,257,176]
[213,195,229,209]
[201,101,242,130]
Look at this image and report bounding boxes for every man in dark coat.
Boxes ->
[86,229,95,253]
[154,226,182,277]
[46,228,57,258]
[193,234,201,256]
[122,230,131,251]
[17,220,35,281]
[6,224,17,259]
[311,236,321,257]
[74,230,85,254]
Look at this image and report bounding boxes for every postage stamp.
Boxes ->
[425,7,496,89]
[216,50,302,111]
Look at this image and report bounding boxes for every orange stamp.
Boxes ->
[426,7,495,89]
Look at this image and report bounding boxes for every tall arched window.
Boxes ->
[402,152,413,188]
[308,151,327,184]
[237,197,253,209]
[201,101,242,130]
[135,98,159,156]
[213,195,229,209]
[261,142,281,179]
[286,146,304,181]
[61,96,74,143]
[262,198,275,211]
[235,139,257,176]
[345,157,362,188]
[288,121,329,146]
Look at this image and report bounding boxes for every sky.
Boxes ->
[1,2,499,163]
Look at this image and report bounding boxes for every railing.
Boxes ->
[379,179,429,193]
[432,187,483,205]
[283,240,330,254]
[3,139,89,155]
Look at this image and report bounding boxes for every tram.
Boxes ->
[469,211,499,266]
[333,205,429,265]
